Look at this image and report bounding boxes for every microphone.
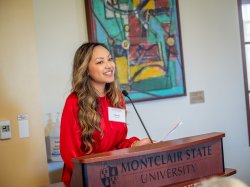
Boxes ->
[122,90,153,143]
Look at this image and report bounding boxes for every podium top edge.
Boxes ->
[73,132,225,164]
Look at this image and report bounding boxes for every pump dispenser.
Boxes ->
[45,112,62,162]
[50,112,60,138]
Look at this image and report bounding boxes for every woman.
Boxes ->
[60,42,151,185]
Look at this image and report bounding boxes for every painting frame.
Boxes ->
[85,0,186,102]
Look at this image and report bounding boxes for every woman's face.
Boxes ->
[87,45,115,88]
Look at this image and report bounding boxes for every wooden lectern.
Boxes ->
[69,132,236,187]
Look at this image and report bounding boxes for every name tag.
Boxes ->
[108,107,126,123]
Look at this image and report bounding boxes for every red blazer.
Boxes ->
[60,93,139,186]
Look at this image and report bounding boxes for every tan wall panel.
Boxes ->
[0,0,49,186]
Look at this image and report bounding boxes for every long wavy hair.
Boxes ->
[72,42,122,154]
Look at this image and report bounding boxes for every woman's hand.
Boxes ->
[131,138,152,147]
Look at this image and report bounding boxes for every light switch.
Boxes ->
[0,120,11,139]
[18,114,29,138]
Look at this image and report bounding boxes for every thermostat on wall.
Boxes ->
[0,120,11,139]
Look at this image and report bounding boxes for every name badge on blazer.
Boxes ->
[108,107,126,123]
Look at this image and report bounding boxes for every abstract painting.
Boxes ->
[85,0,186,102]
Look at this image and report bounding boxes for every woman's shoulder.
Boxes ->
[65,92,78,105]
[118,90,126,109]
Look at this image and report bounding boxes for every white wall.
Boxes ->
[33,0,250,184]
[33,0,88,124]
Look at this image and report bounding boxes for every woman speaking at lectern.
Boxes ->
[60,42,151,185]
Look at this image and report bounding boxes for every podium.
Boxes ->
[69,132,236,187]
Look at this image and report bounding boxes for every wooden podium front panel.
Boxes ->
[80,139,224,187]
